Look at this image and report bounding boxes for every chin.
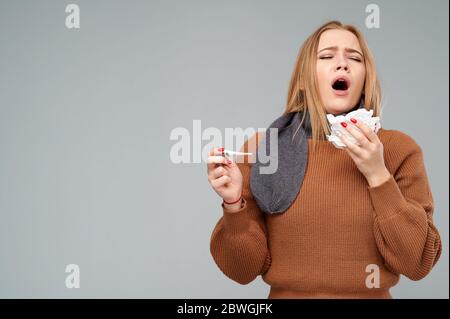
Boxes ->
[325,99,357,114]
[326,104,350,115]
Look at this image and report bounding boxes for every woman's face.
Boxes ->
[316,29,366,115]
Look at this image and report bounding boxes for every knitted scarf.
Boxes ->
[250,98,365,214]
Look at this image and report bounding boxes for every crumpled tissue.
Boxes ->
[326,108,381,149]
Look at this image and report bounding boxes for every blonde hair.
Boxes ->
[284,20,382,152]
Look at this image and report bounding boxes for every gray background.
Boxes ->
[0,0,448,298]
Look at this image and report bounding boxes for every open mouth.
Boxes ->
[332,78,349,91]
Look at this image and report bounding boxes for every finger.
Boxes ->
[210,166,228,179]
[226,156,236,167]
[350,118,379,144]
[344,144,358,162]
[210,175,231,188]
[340,131,364,157]
[208,147,225,157]
[342,122,370,148]
[207,155,230,171]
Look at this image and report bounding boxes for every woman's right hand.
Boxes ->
[207,147,243,205]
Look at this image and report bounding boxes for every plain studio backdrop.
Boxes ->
[0,0,448,298]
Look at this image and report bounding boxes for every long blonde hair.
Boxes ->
[285,20,382,152]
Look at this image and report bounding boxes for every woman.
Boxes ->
[206,21,442,299]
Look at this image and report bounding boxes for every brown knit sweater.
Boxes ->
[210,127,442,298]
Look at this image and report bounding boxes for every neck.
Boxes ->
[302,98,365,139]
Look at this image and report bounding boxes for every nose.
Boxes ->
[335,55,349,72]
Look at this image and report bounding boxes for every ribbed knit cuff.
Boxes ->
[221,198,251,233]
[367,174,409,220]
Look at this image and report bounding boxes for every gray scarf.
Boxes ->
[250,99,365,214]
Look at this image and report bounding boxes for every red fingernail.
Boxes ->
[341,122,347,128]
[350,118,357,124]
[218,147,224,152]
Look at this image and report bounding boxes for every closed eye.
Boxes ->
[319,56,362,62]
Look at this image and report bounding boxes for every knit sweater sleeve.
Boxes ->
[368,131,442,281]
[209,134,271,285]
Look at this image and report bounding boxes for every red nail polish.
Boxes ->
[341,122,347,128]
[350,118,357,124]
[218,147,224,152]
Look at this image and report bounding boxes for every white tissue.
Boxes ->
[326,108,381,149]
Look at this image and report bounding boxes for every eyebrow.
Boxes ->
[318,46,364,57]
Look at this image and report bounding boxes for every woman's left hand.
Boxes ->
[339,118,391,188]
